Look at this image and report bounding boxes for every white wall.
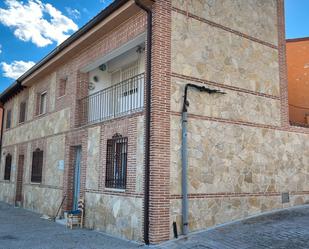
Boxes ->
[88,45,145,95]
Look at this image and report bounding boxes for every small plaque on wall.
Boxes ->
[58,160,64,171]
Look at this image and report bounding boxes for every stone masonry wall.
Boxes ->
[83,114,144,241]
[169,0,309,238]
[85,193,143,241]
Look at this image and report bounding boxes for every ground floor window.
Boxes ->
[31,148,43,183]
[4,153,12,180]
[105,134,128,189]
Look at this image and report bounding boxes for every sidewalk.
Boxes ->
[0,202,144,249]
[2,201,309,249]
[155,205,309,249]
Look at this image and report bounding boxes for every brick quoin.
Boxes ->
[277,0,290,129]
[148,0,172,244]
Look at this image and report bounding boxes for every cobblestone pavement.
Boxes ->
[2,201,309,249]
[155,205,309,249]
[0,202,144,249]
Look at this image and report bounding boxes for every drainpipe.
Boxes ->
[0,105,4,161]
[134,0,152,245]
[181,84,225,235]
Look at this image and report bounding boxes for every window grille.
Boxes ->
[4,154,12,181]
[105,134,128,189]
[31,148,43,183]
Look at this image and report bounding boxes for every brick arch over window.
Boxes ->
[4,153,12,181]
[31,148,44,183]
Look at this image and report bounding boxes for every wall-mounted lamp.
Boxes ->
[99,64,107,71]
[93,76,99,83]
[136,45,145,54]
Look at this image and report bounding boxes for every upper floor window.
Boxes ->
[4,153,12,181]
[39,92,47,115]
[58,78,67,97]
[31,148,43,183]
[105,134,128,189]
[6,109,11,129]
[19,101,27,123]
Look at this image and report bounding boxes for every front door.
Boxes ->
[15,155,24,206]
[73,146,82,210]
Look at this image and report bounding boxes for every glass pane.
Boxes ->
[40,93,47,114]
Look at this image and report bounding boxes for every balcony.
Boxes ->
[79,73,144,126]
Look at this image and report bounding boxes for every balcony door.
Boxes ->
[111,61,143,116]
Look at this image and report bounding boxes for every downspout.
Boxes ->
[134,0,152,245]
[181,84,225,235]
[0,105,4,161]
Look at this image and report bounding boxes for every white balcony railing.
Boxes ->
[79,73,144,126]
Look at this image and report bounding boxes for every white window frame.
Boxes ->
[39,91,47,115]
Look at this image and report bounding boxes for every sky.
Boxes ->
[0,0,114,93]
[0,0,308,93]
[285,0,309,39]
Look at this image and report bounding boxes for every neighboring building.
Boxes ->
[286,37,309,126]
[0,0,308,245]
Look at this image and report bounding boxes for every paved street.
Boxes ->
[0,202,143,249]
[1,201,309,249]
[157,205,309,249]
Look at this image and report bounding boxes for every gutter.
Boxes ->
[181,84,225,235]
[17,0,130,83]
[134,0,152,245]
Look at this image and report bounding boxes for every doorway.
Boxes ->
[73,146,82,210]
[15,155,24,206]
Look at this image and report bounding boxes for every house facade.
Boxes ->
[286,37,309,126]
[0,0,309,245]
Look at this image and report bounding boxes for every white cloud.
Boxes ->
[1,60,35,79]
[0,0,78,47]
[65,7,80,19]
[100,0,108,3]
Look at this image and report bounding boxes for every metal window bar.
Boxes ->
[105,134,128,189]
[4,154,12,180]
[31,149,43,183]
[79,73,144,126]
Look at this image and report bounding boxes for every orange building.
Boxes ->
[286,37,309,125]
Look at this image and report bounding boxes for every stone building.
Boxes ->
[286,37,309,126]
[0,0,308,245]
